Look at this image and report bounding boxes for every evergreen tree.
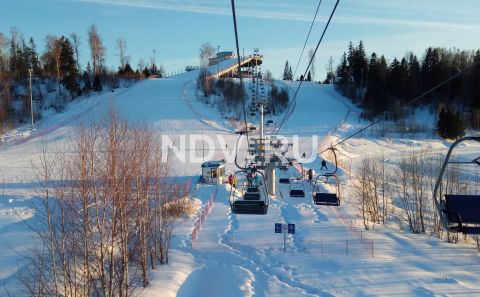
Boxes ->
[59,36,80,97]
[86,61,93,78]
[143,66,150,77]
[122,63,135,79]
[421,47,441,94]
[406,53,421,99]
[283,60,289,80]
[364,53,388,116]
[307,70,312,81]
[82,70,92,93]
[336,52,350,84]
[288,65,293,80]
[27,37,40,76]
[471,50,480,108]
[437,107,465,139]
[93,74,102,91]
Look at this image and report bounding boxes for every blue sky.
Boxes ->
[1,0,479,80]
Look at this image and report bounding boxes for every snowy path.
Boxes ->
[2,69,480,296]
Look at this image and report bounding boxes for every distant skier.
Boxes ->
[321,159,328,170]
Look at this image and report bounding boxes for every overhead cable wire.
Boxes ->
[275,0,341,135]
[288,0,322,95]
[230,0,251,169]
[318,60,480,155]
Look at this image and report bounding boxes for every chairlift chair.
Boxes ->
[433,136,480,234]
[312,174,340,206]
[289,162,305,198]
[279,166,290,184]
[229,170,269,215]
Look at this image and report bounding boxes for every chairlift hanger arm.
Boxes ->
[433,136,480,206]
[433,136,480,233]
[318,146,338,175]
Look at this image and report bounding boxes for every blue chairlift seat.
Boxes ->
[314,193,339,206]
[290,189,305,197]
[445,195,480,234]
[232,200,268,215]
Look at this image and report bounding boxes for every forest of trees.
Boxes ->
[334,41,480,138]
[0,25,165,135]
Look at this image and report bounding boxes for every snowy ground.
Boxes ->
[0,62,479,296]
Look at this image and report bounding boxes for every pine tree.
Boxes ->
[143,67,150,77]
[472,50,480,108]
[86,62,93,78]
[283,60,289,80]
[437,107,465,139]
[337,52,350,84]
[27,37,40,76]
[82,70,92,93]
[59,36,80,97]
[307,71,312,81]
[407,53,421,99]
[288,65,293,81]
[93,74,102,91]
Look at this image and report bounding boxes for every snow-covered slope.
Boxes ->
[1,66,479,296]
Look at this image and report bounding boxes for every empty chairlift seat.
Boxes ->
[290,189,305,197]
[445,194,480,234]
[289,178,305,198]
[313,193,340,206]
[312,174,340,206]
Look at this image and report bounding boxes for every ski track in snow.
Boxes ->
[2,64,480,296]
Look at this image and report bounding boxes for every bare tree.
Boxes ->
[0,32,8,73]
[70,32,81,73]
[353,159,377,230]
[44,35,62,95]
[137,58,145,73]
[396,151,430,233]
[88,24,105,75]
[263,70,273,84]
[325,56,335,83]
[308,48,316,81]
[116,38,129,70]
[199,42,215,68]
[378,155,393,223]
[22,110,193,296]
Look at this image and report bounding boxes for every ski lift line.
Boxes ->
[318,147,338,176]
[318,59,480,155]
[289,162,306,197]
[274,0,341,135]
[288,0,323,95]
[230,0,250,148]
[234,133,249,170]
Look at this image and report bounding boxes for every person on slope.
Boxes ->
[228,174,233,187]
[321,159,328,170]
